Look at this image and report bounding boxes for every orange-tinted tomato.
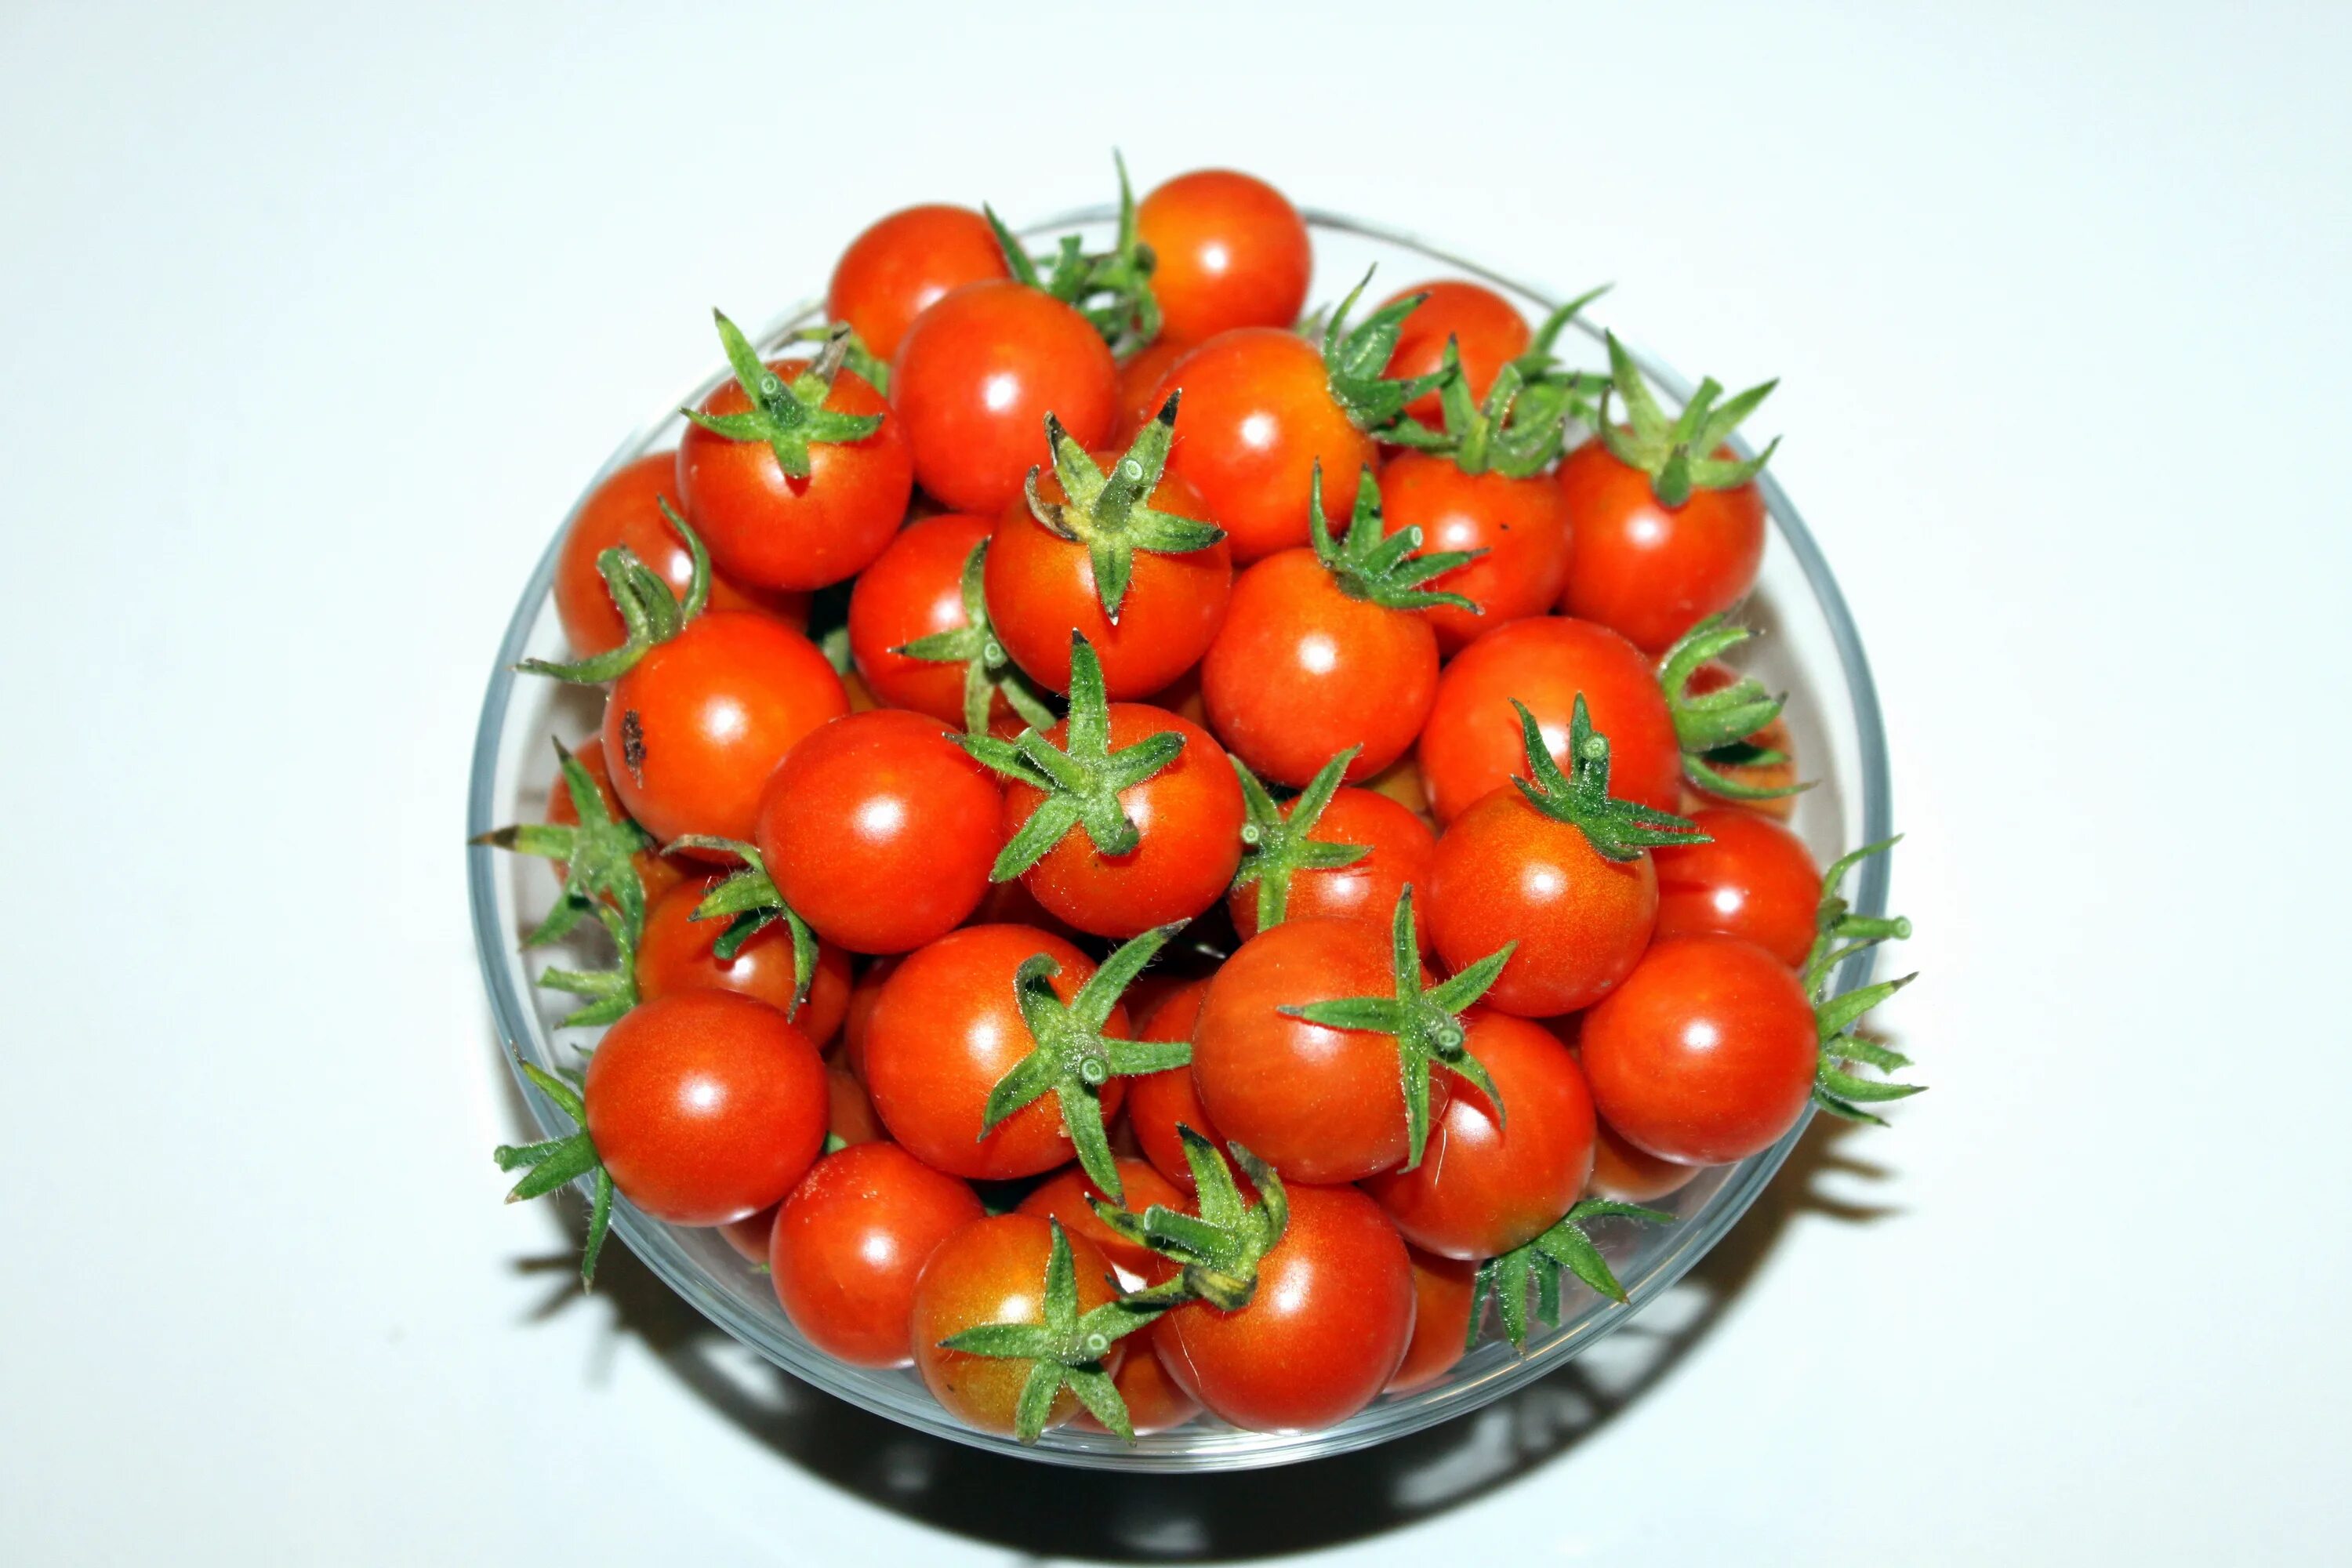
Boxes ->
[1381,279,1531,430]
[826,203,1011,361]
[911,1214,1127,1436]
[1135,169,1312,344]
[1017,1157,1185,1279]
[1386,1247,1477,1393]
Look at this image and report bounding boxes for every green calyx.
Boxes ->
[1598,331,1780,508]
[1508,696,1709,861]
[892,539,1061,738]
[1657,615,1811,803]
[1322,269,1451,432]
[1023,394,1225,623]
[957,633,1187,881]
[984,153,1161,354]
[1804,837,1924,1125]
[780,321,890,396]
[532,900,641,1029]
[1276,885,1512,1171]
[492,1060,616,1290]
[1469,1199,1675,1350]
[1229,748,1371,933]
[473,740,654,948]
[1091,1127,1290,1314]
[681,310,884,481]
[1390,284,1616,477]
[517,499,711,684]
[935,1219,1167,1443]
[980,924,1195,1204]
[662,836,821,1018]
[1310,462,1481,613]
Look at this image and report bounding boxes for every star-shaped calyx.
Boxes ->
[1319,269,1454,433]
[1022,391,1225,623]
[659,835,822,1020]
[516,501,711,684]
[492,1060,618,1289]
[1469,1199,1677,1350]
[1657,615,1810,804]
[1803,837,1924,1125]
[1091,1128,1290,1314]
[1508,695,1710,861]
[891,538,1061,737]
[1310,462,1481,612]
[1597,330,1780,507]
[1229,747,1371,932]
[681,310,884,480]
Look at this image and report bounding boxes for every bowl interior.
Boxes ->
[466,209,1892,1471]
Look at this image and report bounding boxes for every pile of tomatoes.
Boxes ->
[483,160,1921,1445]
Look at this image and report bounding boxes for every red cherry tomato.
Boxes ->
[1017,1157,1185,1279]
[891,280,1116,514]
[1190,916,1454,1184]
[1004,704,1246,938]
[836,953,900,1083]
[846,512,1001,726]
[636,874,852,1044]
[1111,337,1194,443]
[771,1142,984,1367]
[554,454,807,655]
[1135,169,1312,344]
[911,1214,1127,1436]
[1386,1247,1477,1393]
[1425,785,1659,1017]
[1200,548,1438,787]
[676,361,912,591]
[1362,1011,1597,1258]
[985,465,1232,699]
[1653,808,1820,967]
[862,924,1129,1179]
[1153,1184,1413,1432]
[1416,616,1680,823]
[1123,982,1225,1193]
[1677,661,1799,821]
[543,735,685,906]
[1581,934,1817,1165]
[1152,329,1374,564]
[1377,452,1570,655]
[1556,437,1767,655]
[1073,1338,1200,1436]
[753,709,1001,954]
[582,990,828,1225]
[1381,279,1530,429]
[1227,786,1436,946]
[826,203,1011,362]
[601,612,848,847]
[1586,1114,1701,1203]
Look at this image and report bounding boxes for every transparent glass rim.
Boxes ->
[466,206,1893,1472]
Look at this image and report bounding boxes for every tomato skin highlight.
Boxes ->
[1226,786,1437,946]
[826,203,1011,362]
[861,924,1129,1180]
[754,709,1001,954]
[892,280,1117,515]
[1201,549,1438,787]
[1556,437,1767,655]
[985,465,1232,699]
[1416,615,1681,823]
[601,612,848,847]
[1152,1184,1414,1432]
[847,511,1000,727]
[1581,934,1819,1166]
[1386,1247,1477,1393]
[911,1214,1127,1436]
[1425,785,1660,1017]
[1377,452,1570,655]
[582,991,829,1226]
[1380,279,1531,430]
[1653,808,1820,967]
[1017,1157,1185,1279]
[771,1142,985,1367]
[554,453,806,655]
[1190,917,1454,1184]
[1152,329,1374,564]
[1361,1011,1597,1258]
[1135,169,1312,344]
[636,874,851,1044]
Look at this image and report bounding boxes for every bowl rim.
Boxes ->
[465,205,1893,1471]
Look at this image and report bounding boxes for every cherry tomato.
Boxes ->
[636,873,852,1044]
[827,1065,884,1145]
[1074,1338,1200,1436]
[582,990,828,1225]
[1152,330,1374,564]
[1581,934,1817,1165]
[1201,548,1438,786]
[1386,1247,1477,1393]
[1123,982,1225,1193]
[1586,1115,1701,1203]
[862,924,1129,1179]
[1678,660,1799,820]
[985,463,1232,699]
[1190,916,1454,1183]
[554,453,806,655]
[1362,1011,1596,1258]
[1135,169,1312,344]
[1425,784,1659,1017]
[1381,279,1530,430]
[1363,755,1432,819]
[1017,1157,1185,1280]
[771,1142,984,1367]
[544,735,684,905]
[1227,786,1436,945]
[1556,437,1766,655]
[1004,704,1245,938]
[1417,616,1680,823]
[847,512,1013,727]
[676,360,911,591]
[911,1214,1126,1437]
[891,280,1117,514]
[1111,337,1195,443]
[1153,1184,1413,1432]
[1377,452,1569,655]
[836,953,900,1082]
[601,612,848,847]
[754,709,1000,953]
[1653,808,1820,967]
[826,203,1011,361]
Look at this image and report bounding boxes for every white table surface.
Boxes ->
[4,2,2347,1562]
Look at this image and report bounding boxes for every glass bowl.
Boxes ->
[466,207,1893,1472]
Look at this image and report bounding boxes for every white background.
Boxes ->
[2,2,2347,1563]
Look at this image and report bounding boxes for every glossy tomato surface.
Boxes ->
[1386,1247,1477,1393]
[1556,437,1767,655]
[1377,452,1570,654]
[1226,786,1437,946]
[1135,169,1312,344]
[1123,981,1223,1193]
[911,1214,1126,1437]
[554,453,805,655]
[1380,278,1531,429]
[826,203,1010,361]
[635,874,851,1044]
[771,1142,983,1367]
[1653,808,1820,967]
[846,511,1002,726]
